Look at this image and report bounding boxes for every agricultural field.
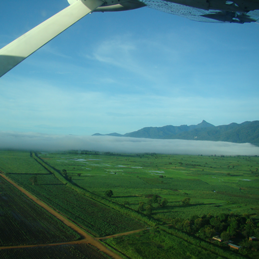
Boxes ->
[1,244,110,259]
[40,151,259,220]
[1,150,259,258]
[38,151,259,258]
[105,228,224,259]
[0,151,47,175]
[0,151,145,237]
[0,176,80,246]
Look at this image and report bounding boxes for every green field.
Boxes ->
[1,244,110,259]
[105,229,223,259]
[40,151,259,219]
[0,151,145,237]
[0,150,258,258]
[0,177,80,246]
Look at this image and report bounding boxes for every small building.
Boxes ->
[228,243,241,250]
[249,236,257,241]
[212,236,222,242]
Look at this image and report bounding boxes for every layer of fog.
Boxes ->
[1,131,259,156]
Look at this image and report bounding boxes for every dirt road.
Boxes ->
[0,173,122,259]
[0,240,86,250]
[97,228,148,240]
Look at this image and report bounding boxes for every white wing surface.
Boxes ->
[0,0,103,77]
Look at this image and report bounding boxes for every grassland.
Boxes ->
[1,150,258,258]
[40,151,259,220]
[38,151,259,258]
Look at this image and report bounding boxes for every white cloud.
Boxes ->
[40,44,72,59]
[0,132,258,156]
[87,34,180,83]
[92,36,136,66]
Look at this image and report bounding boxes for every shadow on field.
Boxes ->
[38,183,65,186]
[129,202,141,206]
[151,203,217,214]
[181,202,215,207]
[72,178,92,181]
[7,173,50,175]
[113,195,140,198]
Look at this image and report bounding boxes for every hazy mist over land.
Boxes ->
[1,132,259,156]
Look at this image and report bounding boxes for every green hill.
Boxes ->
[93,120,259,146]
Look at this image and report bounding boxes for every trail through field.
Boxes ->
[0,239,86,250]
[0,229,149,250]
[97,228,148,240]
[0,173,122,259]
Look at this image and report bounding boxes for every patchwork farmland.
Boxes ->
[0,150,258,258]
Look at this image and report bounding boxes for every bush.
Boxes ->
[182,197,191,206]
[105,190,113,197]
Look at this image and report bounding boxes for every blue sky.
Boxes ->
[1,0,259,136]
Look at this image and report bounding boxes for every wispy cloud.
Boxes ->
[89,34,154,81]
[40,45,72,59]
[1,76,259,135]
[86,34,181,83]
[92,35,136,66]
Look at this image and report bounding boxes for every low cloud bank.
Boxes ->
[0,131,259,156]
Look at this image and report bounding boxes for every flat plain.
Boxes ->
[41,151,259,219]
[0,150,258,258]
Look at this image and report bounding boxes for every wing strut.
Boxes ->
[0,0,103,77]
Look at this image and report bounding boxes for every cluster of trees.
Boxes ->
[182,197,191,206]
[170,212,259,253]
[61,169,72,182]
[105,190,113,197]
[137,195,168,216]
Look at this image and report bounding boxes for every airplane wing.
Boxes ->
[139,0,259,23]
[0,0,103,78]
[1,0,259,78]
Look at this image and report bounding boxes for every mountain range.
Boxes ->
[93,120,259,146]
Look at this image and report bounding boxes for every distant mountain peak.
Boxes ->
[197,120,214,128]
